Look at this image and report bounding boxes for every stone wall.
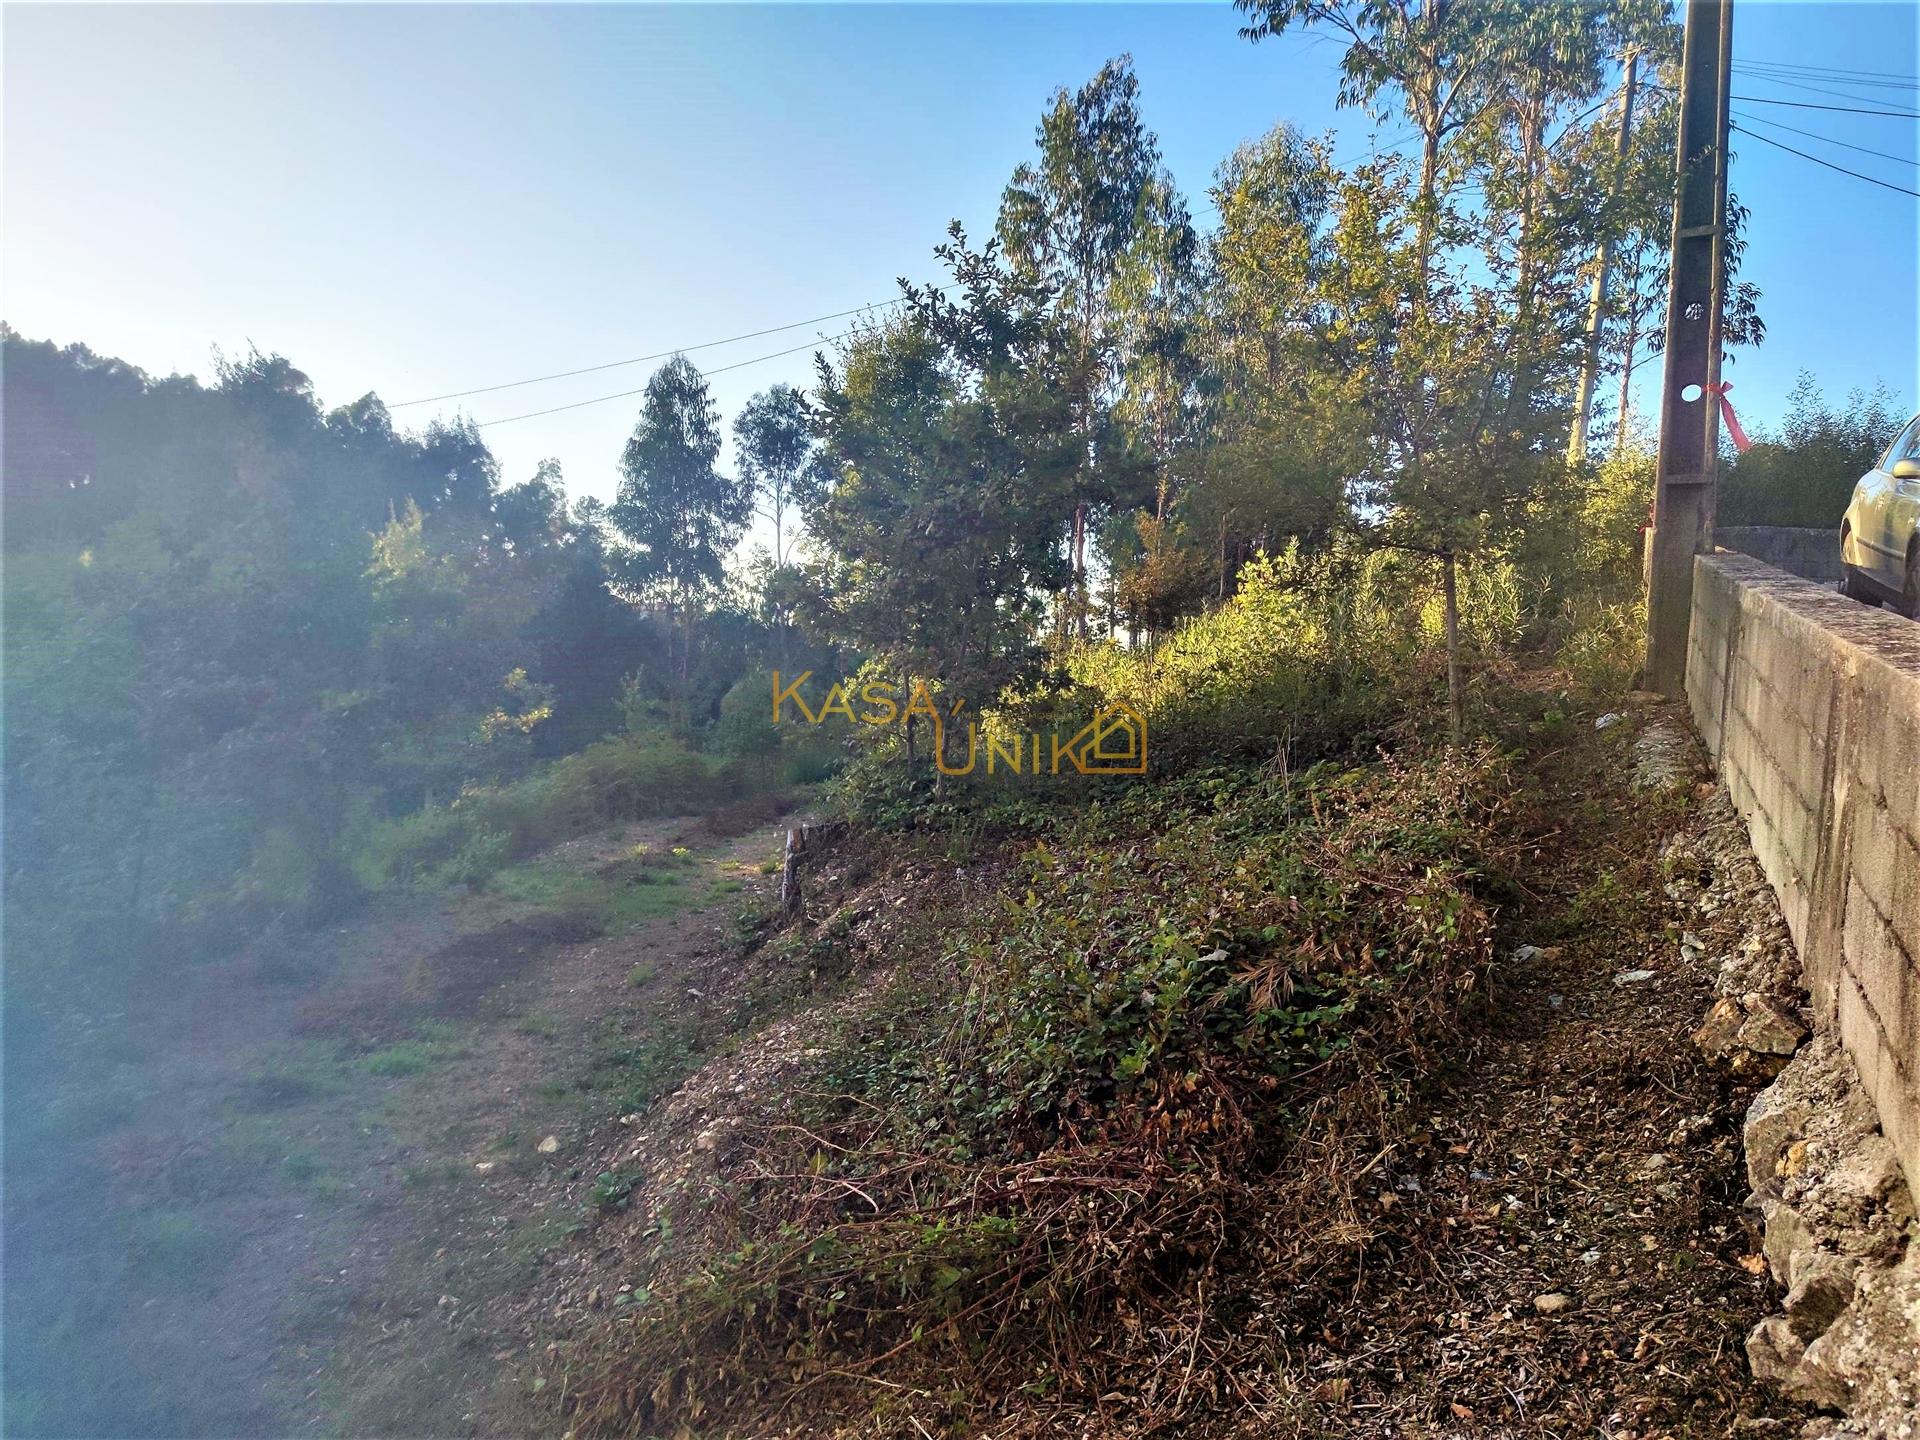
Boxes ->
[1687,552,1920,1199]
[1714,527,1845,584]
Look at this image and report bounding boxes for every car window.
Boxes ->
[1883,415,1920,468]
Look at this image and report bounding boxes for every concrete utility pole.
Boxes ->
[1645,0,1734,696]
[1568,49,1640,469]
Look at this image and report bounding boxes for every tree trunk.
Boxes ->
[1442,550,1464,747]
[902,671,916,769]
[1615,305,1641,453]
[1073,503,1089,640]
[1415,124,1442,297]
[1569,53,1641,467]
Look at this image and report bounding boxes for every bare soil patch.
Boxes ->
[6,806,803,1439]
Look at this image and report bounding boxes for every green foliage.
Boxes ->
[610,356,753,604]
[1072,545,1415,766]
[802,281,1073,714]
[588,1170,643,1211]
[569,740,1515,1435]
[360,1024,466,1077]
[1720,375,1905,528]
[351,731,723,891]
[1561,600,1647,701]
[733,384,814,566]
[945,748,1507,1132]
[571,1019,699,1116]
[3,333,740,994]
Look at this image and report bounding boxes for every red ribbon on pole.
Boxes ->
[1707,381,1752,454]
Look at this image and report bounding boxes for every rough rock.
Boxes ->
[1783,1253,1859,1341]
[1738,993,1810,1056]
[1631,719,1695,791]
[1695,996,1748,1058]
[1746,1314,1807,1388]
[1739,1037,1920,1431]
[1672,788,1919,1433]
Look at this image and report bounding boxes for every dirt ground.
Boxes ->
[8,706,1820,1439]
[504,703,1817,1438]
[5,808,801,1439]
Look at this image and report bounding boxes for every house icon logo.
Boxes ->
[1057,701,1147,775]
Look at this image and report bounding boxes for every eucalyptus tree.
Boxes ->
[1308,159,1560,741]
[802,233,1075,760]
[733,383,813,567]
[997,55,1193,638]
[1235,0,1513,293]
[610,355,753,707]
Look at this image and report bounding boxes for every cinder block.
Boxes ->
[1843,879,1918,1082]
[1687,553,1920,1200]
[1835,973,1920,1197]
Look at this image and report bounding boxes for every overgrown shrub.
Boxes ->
[349,730,727,890]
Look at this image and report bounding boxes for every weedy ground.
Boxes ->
[532,684,1813,1439]
[7,688,1814,1440]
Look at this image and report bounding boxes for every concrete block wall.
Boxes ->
[1688,552,1920,1198]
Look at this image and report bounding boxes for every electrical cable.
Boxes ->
[1730,121,1920,198]
[476,328,866,428]
[391,296,919,409]
[1731,108,1918,168]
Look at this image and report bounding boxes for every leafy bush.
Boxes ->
[1719,375,1905,528]
[351,730,727,890]
[1071,545,1420,768]
[1562,600,1647,700]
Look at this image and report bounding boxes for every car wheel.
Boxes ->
[1841,563,1882,607]
[1903,548,1920,619]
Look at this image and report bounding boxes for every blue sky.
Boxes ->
[6,2,1917,549]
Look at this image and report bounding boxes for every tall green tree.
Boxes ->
[998,56,1192,638]
[609,356,754,703]
[1236,0,1512,291]
[733,383,813,567]
[802,238,1075,762]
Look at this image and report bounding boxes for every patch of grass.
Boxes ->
[573,1018,699,1115]
[514,1009,563,1039]
[127,1209,230,1292]
[282,1150,327,1185]
[476,851,705,936]
[234,1043,348,1111]
[360,1024,465,1077]
[401,1158,466,1189]
[626,962,657,988]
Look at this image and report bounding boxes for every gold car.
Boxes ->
[1841,413,1920,616]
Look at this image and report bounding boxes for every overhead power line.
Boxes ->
[1730,67,1918,108]
[1649,81,1920,119]
[1731,108,1918,168]
[391,296,913,409]
[1728,92,1920,119]
[476,329,860,429]
[1737,57,1918,86]
[1730,121,1920,199]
